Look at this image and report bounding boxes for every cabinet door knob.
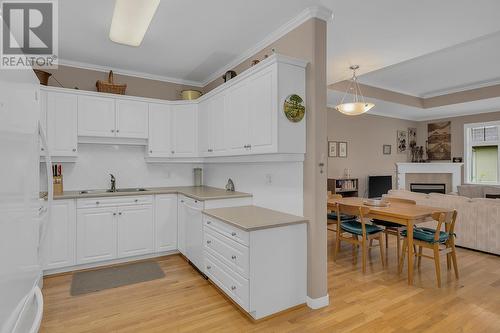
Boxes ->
[134,199,138,202]
[206,221,211,225]
[207,265,211,270]
[111,129,115,133]
[206,240,211,245]
[231,286,236,291]
[72,148,77,152]
[231,232,237,236]
[41,147,44,151]
[171,150,175,154]
[116,129,120,133]
[149,150,153,153]
[231,255,236,260]
[96,201,100,205]
[118,212,122,215]
[113,212,116,216]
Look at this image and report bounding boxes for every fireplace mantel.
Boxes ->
[396,163,464,193]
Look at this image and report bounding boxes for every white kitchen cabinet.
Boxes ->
[117,204,154,258]
[42,199,76,270]
[203,213,306,320]
[177,196,187,256]
[148,103,172,158]
[199,94,226,156]
[225,83,250,155]
[76,207,117,264]
[247,69,276,154]
[47,91,78,156]
[116,99,149,139]
[155,194,178,252]
[77,95,115,137]
[171,104,198,157]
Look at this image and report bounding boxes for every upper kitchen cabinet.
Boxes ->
[77,96,148,139]
[199,94,226,157]
[171,104,198,157]
[208,54,306,157]
[47,91,78,157]
[115,99,149,139]
[148,103,173,158]
[78,95,115,137]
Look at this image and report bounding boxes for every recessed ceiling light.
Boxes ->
[109,0,160,47]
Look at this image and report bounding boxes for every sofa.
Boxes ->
[457,184,500,198]
[386,189,500,255]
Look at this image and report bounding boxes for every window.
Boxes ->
[464,121,500,184]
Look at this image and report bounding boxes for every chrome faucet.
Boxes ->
[110,174,116,192]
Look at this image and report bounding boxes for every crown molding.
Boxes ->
[57,58,205,87]
[200,5,333,87]
[421,78,500,98]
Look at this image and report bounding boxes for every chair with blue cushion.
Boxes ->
[372,197,417,264]
[327,193,356,233]
[399,210,458,288]
[333,203,385,273]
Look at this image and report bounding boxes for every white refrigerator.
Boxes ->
[0,67,53,333]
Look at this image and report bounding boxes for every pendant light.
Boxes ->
[335,65,374,116]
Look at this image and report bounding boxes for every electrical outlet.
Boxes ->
[265,174,272,184]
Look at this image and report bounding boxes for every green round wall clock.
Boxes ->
[283,94,305,122]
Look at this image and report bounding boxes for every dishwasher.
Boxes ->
[178,195,204,272]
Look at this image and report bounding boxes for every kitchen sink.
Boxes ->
[79,188,148,194]
[107,188,148,193]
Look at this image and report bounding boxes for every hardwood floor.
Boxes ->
[40,232,500,332]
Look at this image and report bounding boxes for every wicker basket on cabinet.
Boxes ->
[96,71,126,94]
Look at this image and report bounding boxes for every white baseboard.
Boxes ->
[306,294,330,309]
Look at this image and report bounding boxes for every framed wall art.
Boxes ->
[338,142,347,158]
[328,141,337,157]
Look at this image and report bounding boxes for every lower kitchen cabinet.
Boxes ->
[117,205,154,258]
[43,199,76,270]
[155,194,178,252]
[76,206,117,264]
[202,213,306,320]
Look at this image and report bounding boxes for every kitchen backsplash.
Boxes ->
[40,144,199,191]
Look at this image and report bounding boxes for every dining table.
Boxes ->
[327,196,446,285]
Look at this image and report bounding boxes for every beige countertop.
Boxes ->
[45,186,252,201]
[203,205,308,231]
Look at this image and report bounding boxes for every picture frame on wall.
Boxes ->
[383,144,392,155]
[339,142,347,158]
[397,130,408,153]
[328,141,337,157]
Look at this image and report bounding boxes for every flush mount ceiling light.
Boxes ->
[335,65,375,116]
[109,0,160,47]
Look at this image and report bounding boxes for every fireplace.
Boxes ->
[410,183,446,194]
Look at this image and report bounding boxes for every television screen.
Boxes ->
[368,175,392,198]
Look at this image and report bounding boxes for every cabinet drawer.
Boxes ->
[77,195,153,209]
[203,214,249,246]
[204,227,249,279]
[204,251,249,311]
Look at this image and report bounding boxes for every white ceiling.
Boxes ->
[356,31,500,97]
[58,0,500,87]
[328,90,500,121]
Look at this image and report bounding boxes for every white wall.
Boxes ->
[203,162,303,216]
[41,144,197,191]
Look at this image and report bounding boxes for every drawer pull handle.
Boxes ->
[113,213,116,216]
[118,212,122,215]
[96,201,100,205]
[231,255,236,260]
[207,265,211,270]
[231,286,236,291]
[231,232,237,236]
[206,240,211,245]
[134,199,138,202]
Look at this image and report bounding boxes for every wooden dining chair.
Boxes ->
[372,197,416,263]
[399,210,458,287]
[327,192,355,233]
[333,203,385,273]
